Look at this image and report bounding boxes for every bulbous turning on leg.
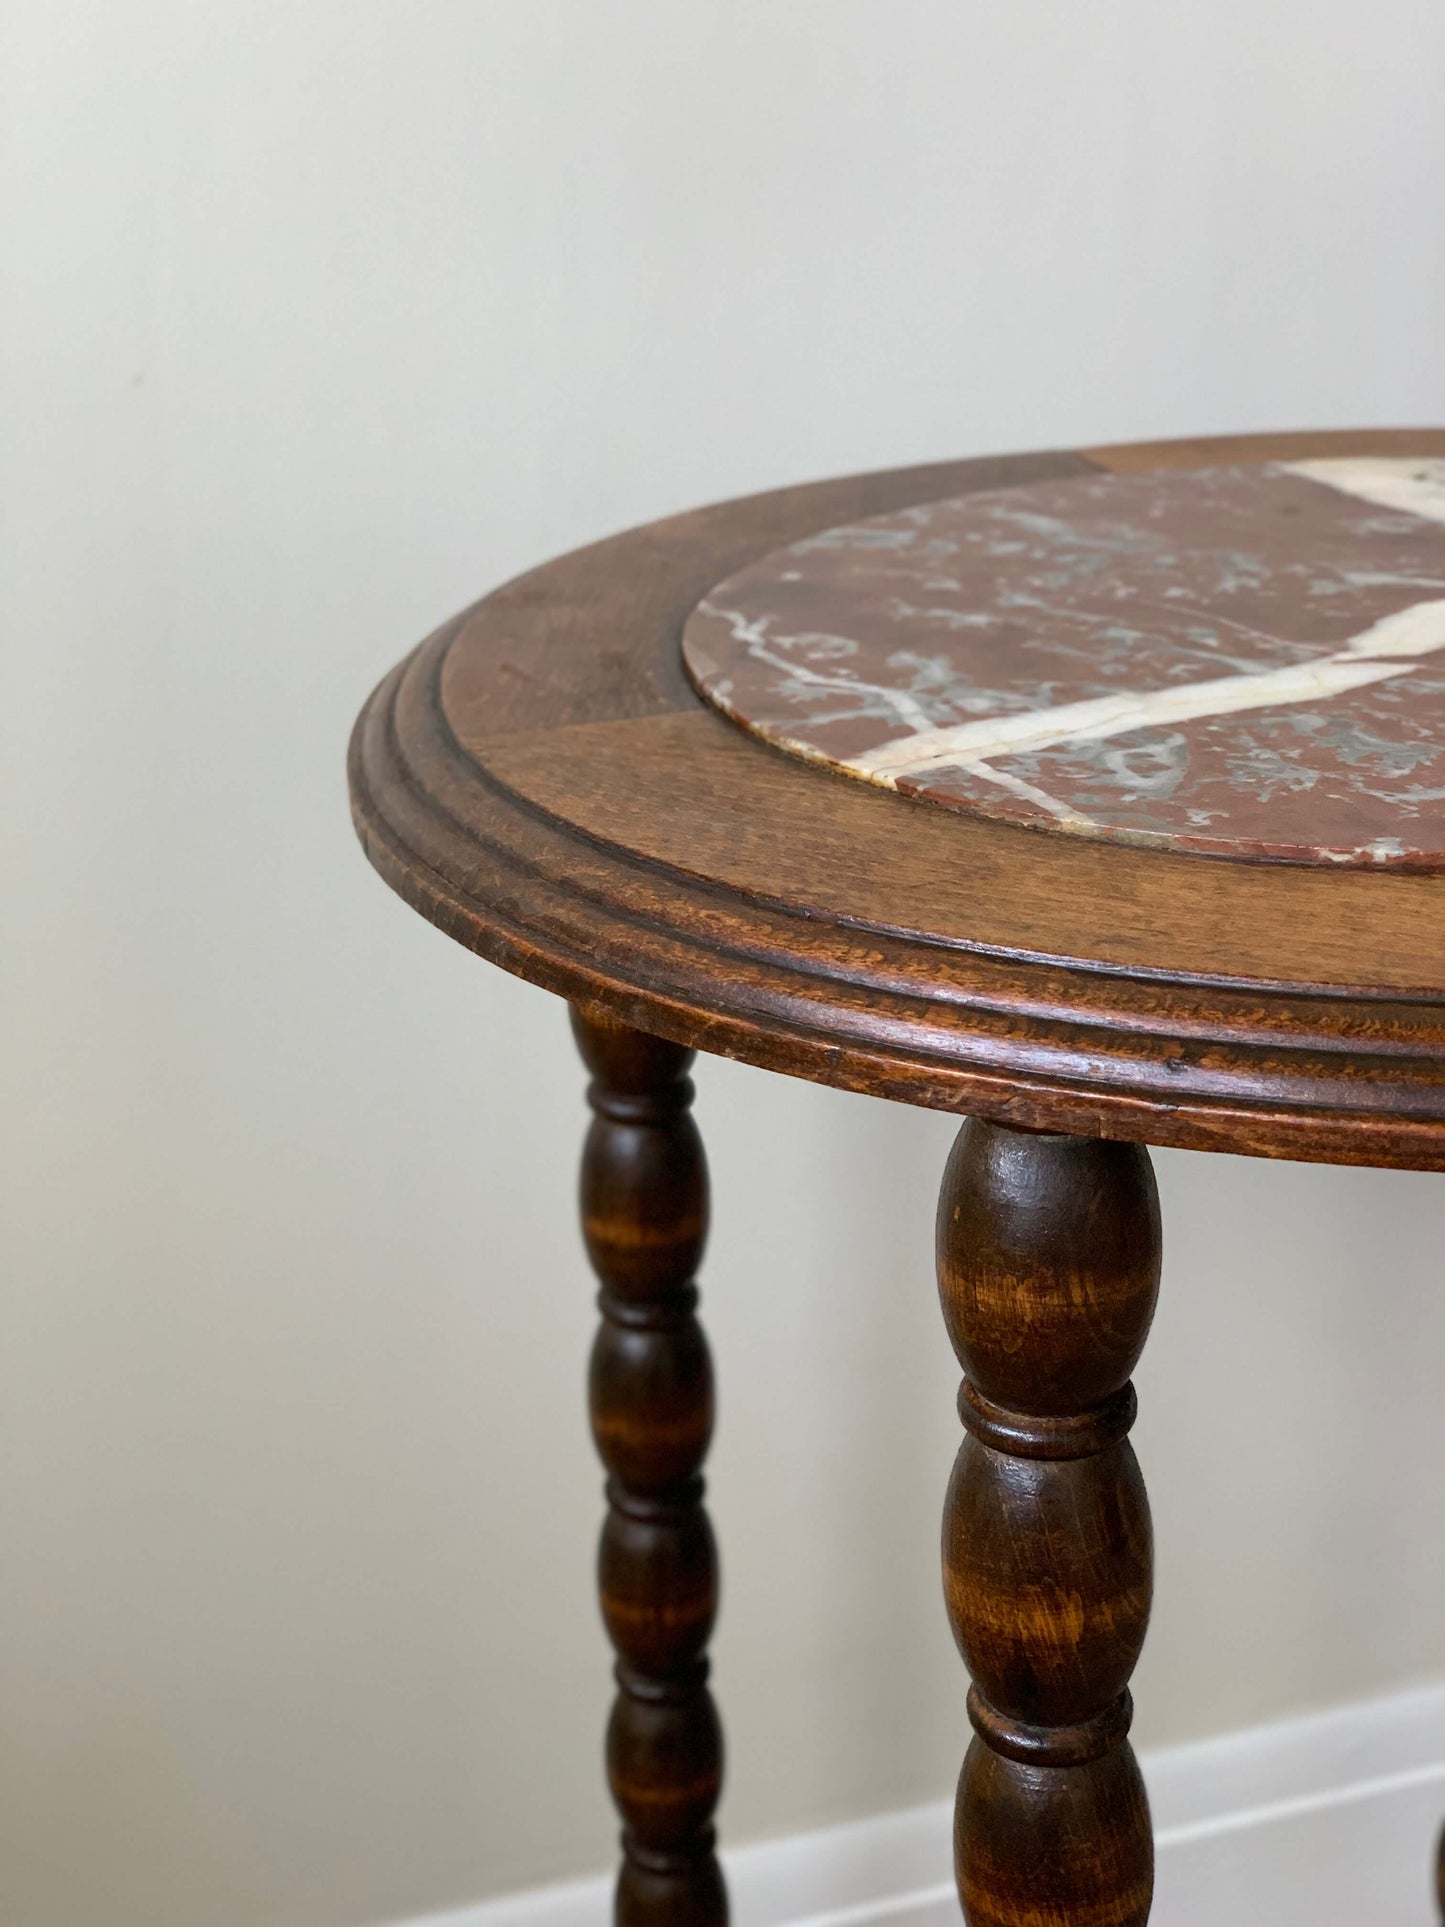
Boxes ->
[938,1118,1161,1927]
[573,1007,726,1927]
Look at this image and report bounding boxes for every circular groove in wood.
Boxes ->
[348,433,1445,1166]
[958,1380,1138,1460]
[967,1685,1135,1768]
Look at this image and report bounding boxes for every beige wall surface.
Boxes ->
[6,3,1445,1923]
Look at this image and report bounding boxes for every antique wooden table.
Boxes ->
[348,429,1445,1926]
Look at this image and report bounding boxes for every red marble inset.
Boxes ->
[681,460,1445,868]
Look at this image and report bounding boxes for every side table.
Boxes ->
[348,430,1445,1926]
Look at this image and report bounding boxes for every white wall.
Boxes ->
[6,4,1445,1923]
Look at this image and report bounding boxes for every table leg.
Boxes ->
[572,1007,727,1927]
[1436,1821,1444,1917]
[937,1118,1160,1926]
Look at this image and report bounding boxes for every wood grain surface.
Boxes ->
[938,1118,1161,1926]
[348,431,1445,1167]
[574,1010,726,1926]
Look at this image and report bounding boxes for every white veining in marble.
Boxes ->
[1282,457,1445,527]
[683,457,1445,866]
[849,595,1445,788]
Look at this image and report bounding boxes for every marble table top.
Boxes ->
[681,457,1445,869]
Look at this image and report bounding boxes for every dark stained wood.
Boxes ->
[347,433,1445,1914]
[937,1118,1161,1926]
[439,451,1094,738]
[1084,426,1445,474]
[573,1007,726,1927]
[483,710,1445,990]
[350,431,1445,1169]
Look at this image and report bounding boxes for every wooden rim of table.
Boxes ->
[349,430,1445,1169]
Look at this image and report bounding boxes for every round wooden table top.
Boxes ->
[349,429,1445,1170]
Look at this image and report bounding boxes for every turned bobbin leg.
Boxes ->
[937,1118,1161,1927]
[572,1007,726,1927]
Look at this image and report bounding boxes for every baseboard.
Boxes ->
[396,1682,1445,1927]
